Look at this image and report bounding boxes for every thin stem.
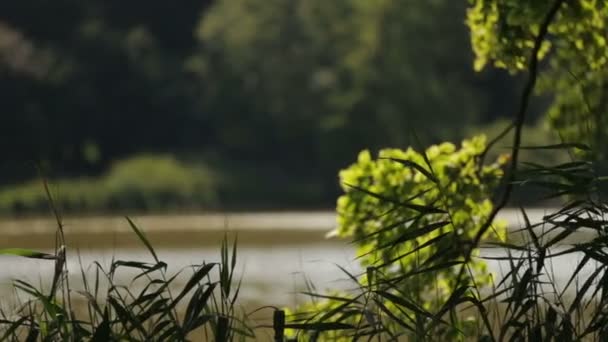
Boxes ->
[459,0,567,282]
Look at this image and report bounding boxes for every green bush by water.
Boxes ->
[0,155,219,214]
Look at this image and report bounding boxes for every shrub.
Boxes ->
[103,155,218,210]
[337,135,507,292]
[0,155,219,214]
[289,136,508,340]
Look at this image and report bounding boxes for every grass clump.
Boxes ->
[0,213,252,341]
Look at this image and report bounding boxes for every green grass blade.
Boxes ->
[516,143,590,150]
[381,157,439,183]
[172,263,216,307]
[126,217,159,263]
[90,309,111,342]
[0,248,56,260]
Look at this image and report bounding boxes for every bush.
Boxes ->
[0,155,219,214]
[288,136,508,340]
[336,136,507,291]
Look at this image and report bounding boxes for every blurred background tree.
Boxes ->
[0,0,213,178]
[196,0,520,191]
[0,0,538,212]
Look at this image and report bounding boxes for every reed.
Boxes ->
[0,183,251,341]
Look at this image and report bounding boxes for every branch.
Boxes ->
[461,0,566,276]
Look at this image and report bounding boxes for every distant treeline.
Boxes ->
[0,0,542,208]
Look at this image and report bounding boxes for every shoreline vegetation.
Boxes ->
[0,120,566,217]
[0,155,334,215]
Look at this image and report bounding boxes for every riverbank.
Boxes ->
[1,208,596,250]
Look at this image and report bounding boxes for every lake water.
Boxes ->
[0,209,599,308]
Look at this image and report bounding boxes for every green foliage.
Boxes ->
[6,0,608,340]
[1,181,252,341]
[0,155,218,214]
[197,0,501,173]
[288,136,508,340]
[279,2,608,340]
[468,0,608,72]
[0,0,525,208]
[0,219,251,341]
[0,1,208,182]
[467,0,608,160]
[336,136,506,284]
[103,155,217,210]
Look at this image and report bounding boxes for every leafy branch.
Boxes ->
[462,0,567,272]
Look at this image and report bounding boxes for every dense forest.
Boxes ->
[0,0,557,211]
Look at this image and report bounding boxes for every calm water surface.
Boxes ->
[0,209,597,307]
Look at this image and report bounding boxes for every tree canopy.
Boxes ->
[469,0,608,160]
